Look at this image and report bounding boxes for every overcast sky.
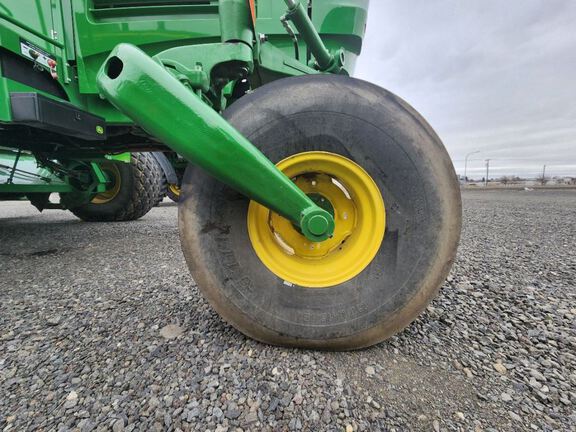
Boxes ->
[355,0,576,178]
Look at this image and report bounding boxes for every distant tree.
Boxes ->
[499,176,510,185]
[569,177,576,185]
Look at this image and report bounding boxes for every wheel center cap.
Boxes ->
[307,214,330,236]
[300,207,335,241]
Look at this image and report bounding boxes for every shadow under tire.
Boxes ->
[178,75,462,350]
[68,152,161,222]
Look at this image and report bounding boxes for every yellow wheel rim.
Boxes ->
[168,183,181,197]
[247,151,386,288]
[91,163,121,204]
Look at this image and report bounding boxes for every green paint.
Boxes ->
[97,44,334,241]
[0,0,368,229]
[0,150,72,192]
[0,0,367,118]
[105,153,131,163]
[0,149,107,201]
[283,0,341,72]
[219,0,253,47]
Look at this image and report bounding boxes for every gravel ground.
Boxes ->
[0,189,575,432]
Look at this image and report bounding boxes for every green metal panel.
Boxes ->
[0,0,369,220]
[314,0,369,40]
[0,61,10,122]
[0,3,366,141]
[312,0,368,73]
[219,0,253,46]
[0,148,109,197]
[0,149,73,193]
[60,0,77,61]
[0,0,368,122]
[0,1,83,120]
[70,0,222,94]
[0,0,75,83]
[0,1,60,46]
[68,0,368,95]
[255,0,367,74]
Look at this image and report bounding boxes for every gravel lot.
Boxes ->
[1,189,575,432]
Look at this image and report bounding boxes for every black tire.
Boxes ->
[166,183,181,203]
[179,75,462,350]
[68,153,161,222]
[155,173,168,206]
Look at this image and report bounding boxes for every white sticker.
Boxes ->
[19,39,55,71]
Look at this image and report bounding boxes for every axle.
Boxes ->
[96,44,334,242]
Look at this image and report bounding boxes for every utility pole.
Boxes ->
[464,150,480,182]
[539,164,547,185]
[484,159,491,187]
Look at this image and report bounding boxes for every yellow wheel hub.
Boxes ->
[168,183,181,197]
[247,151,386,288]
[91,163,121,204]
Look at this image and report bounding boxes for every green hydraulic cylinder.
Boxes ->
[96,44,334,242]
[283,0,341,72]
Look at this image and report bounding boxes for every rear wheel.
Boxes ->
[68,152,161,222]
[154,173,168,206]
[178,75,461,350]
[167,183,181,202]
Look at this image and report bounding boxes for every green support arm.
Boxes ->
[96,44,335,242]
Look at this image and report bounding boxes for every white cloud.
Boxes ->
[355,0,576,177]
